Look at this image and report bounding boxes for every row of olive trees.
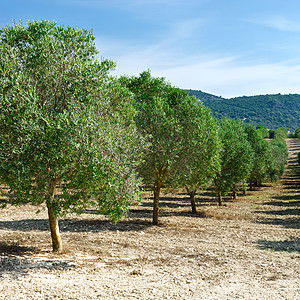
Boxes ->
[293,128,300,164]
[120,72,289,217]
[269,129,289,182]
[0,21,289,252]
[0,21,220,251]
[119,71,221,223]
[210,121,288,206]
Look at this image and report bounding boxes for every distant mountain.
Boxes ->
[187,90,300,131]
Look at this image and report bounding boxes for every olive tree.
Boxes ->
[274,128,288,141]
[120,71,218,222]
[171,98,221,213]
[295,128,300,139]
[256,125,269,138]
[244,125,273,189]
[0,20,144,252]
[268,139,288,182]
[266,128,288,182]
[214,119,254,205]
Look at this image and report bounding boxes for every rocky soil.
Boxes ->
[0,139,299,299]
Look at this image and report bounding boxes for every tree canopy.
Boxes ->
[244,125,273,189]
[214,119,254,205]
[268,139,288,182]
[170,97,221,213]
[120,71,221,222]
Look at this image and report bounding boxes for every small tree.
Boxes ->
[256,125,269,138]
[171,98,221,213]
[274,128,288,141]
[295,128,300,139]
[268,139,288,182]
[0,20,144,252]
[214,119,254,205]
[244,125,273,189]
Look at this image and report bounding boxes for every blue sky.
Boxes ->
[2,0,300,97]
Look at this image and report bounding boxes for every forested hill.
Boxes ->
[188,90,300,131]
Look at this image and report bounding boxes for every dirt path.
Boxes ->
[0,140,299,299]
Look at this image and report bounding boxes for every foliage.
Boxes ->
[273,128,288,141]
[295,128,300,139]
[213,119,254,205]
[268,139,288,182]
[0,20,144,251]
[120,71,182,184]
[256,125,270,138]
[120,71,220,220]
[168,95,221,213]
[244,125,273,188]
[171,98,221,189]
[188,90,300,131]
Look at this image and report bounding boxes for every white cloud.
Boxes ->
[95,15,300,98]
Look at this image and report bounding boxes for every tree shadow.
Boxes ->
[0,193,218,234]
[256,217,300,229]
[0,254,76,279]
[0,219,50,232]
[282,181,300,190]
[255,208,300,216]
[0,242,39,256]
[275,195,300,203]
[0,218,152,233]
[135,196,192,209]
[158,209,212,219]
[128,193,224,218]
[128,194,218,211]
[0,241,76,279]
[255,237,300,253]
[61,218,152,232]
[262,199,300,206]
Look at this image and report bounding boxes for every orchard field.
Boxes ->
[0,139,299,299]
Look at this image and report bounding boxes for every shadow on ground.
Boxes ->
[0,242,38,256]
[255,208,300,216]
[256,217,300,229]
[256,237,300,253]
[0,254,76,279]
[262,199,300,206]
[0,218,153,233]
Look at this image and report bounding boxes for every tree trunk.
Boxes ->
[152,165,168,226]
[232,189,237,200]
[153,181,161,225]
[190,190,197,214]
[249,180,253,190]
[218,192,222,206]
[46,181,62,253]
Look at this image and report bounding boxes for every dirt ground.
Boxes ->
[0,139,299,299]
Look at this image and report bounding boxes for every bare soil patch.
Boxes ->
[0,139,299,299]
